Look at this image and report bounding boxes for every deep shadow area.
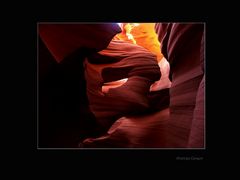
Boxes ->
[38,38,102,148]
